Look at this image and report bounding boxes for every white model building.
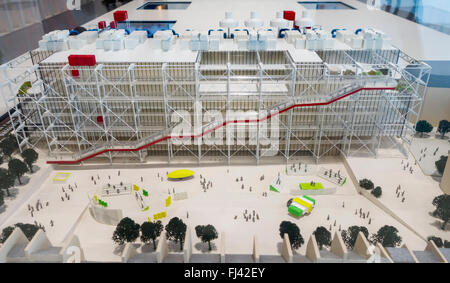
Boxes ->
[0,13,431,166]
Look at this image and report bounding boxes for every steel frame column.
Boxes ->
[194,62,202,163]
[94,64,113,164]
[284,62,296,161]
[255,62,263,165]
[162,63,173,162]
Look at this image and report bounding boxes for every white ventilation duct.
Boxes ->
[220,12,238,38]
[245,11,264,30]
[295,10,314,29]
[270,11,289,37]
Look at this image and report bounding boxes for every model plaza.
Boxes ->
[0,1,448,265]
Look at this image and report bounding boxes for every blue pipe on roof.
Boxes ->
[69,30,79,36]
[355,28,363,35]
[331,28,346,38]
[278,28,290,38]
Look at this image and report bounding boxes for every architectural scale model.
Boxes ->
[0,1,448,266]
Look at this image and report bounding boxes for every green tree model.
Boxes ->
[112,217,140,245]
[140,220,163,250]
[195,224,218,251]
[21,148,38,173]
[435,155,447,175]
[165,217,187,251]
[437,120,449,138]
[341,226,369,249]
[359,179,374,190]
[0,223,41,243]
[313,226,331,250]
[371,186,382,198]
[8,158,28,185]
[371,225,402,247]
[431,194,450,230]
[415,120,433,137]
[0,168,15,197]
[0,134,18,160]
[279,221,304,249]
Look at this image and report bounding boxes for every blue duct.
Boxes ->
[355,28,363,35]
[278,28,290,38]
[331,28,346,38]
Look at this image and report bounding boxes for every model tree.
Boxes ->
[427,236,443,248]
[435,155,448,175]
[313,226,331,250]
[0,223,40,243]
[341,226,369,249]
[140,220,163,250]
[279,221,304,249]
[21,148,38,173]
[371,186,382,198]
[415,120,433,137]
[165,217,187,251]
[370,225,402,247]
[437,120,449,138]
[0,168,15,197]
[195,224,218,251]
[8,158,28,185]
[0,134,18,160]
[359,179,374,190]
[431,194,450,230]
[112,217,140,245]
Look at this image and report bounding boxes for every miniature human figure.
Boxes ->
[50,220,54,227]
[61,197,64,202]
[368,219,372,225]
[187,212,189,218]
[31,211,34,217]
[141,177,143,182]
[342,202,345,208]
[334,220,336,226]
[327,215,330,220]
[402,198,405,203]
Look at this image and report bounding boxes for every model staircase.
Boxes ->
[47,78,397,164]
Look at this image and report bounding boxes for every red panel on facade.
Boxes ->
[67,55,96,66]
[110,21,118,29]
[97,116,104,124]
[98,21,107,29]
[283,11,296,21]
[71,69,79,77]
[113,10,128,22]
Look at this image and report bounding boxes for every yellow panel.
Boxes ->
[133,184,140,191]
[167,169,195,179]
[166,196,172,207]
[53,172,71,181]
[293,197,313,213]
